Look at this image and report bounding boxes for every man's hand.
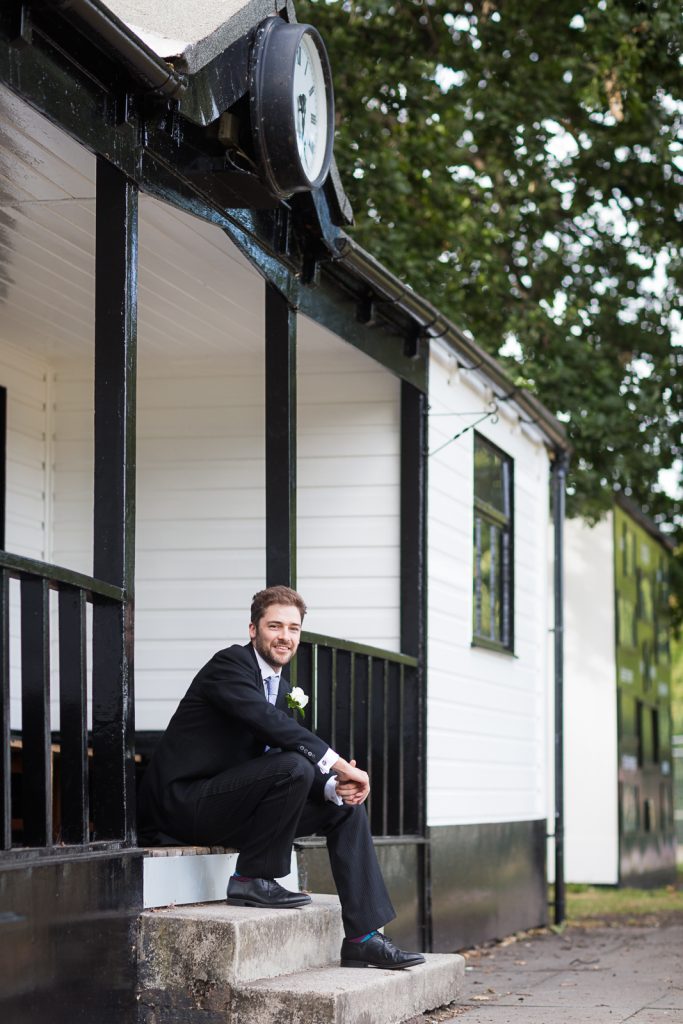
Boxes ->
[332,757,370,805]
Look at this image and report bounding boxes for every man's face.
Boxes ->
[249,603,302,671]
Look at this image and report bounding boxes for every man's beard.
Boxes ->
[252,631,295,670]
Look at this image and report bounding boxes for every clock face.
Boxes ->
[292,33,328,183]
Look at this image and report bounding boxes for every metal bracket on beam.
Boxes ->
[357,292,377,327]
[10,4,32,46]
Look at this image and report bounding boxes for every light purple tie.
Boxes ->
[264,676,278,752]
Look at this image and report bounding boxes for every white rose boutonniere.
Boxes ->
[286,686,309,718]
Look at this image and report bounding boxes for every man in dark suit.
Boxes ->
[138,585,424,970]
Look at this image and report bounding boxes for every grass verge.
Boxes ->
[549,866,683,924]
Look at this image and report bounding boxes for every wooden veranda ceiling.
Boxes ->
[0,84,272,364]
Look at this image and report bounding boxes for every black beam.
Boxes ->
[400,380,431,949]
[265,283,297,588]
[0,569,10,850]
[20,576,51,847]
[92,156,137,844]
[400,381,428,659]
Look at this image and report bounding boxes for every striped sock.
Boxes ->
[348,930,377,944]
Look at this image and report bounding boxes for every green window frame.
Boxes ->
[472,432,514,652]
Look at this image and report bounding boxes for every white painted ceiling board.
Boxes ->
[0,85,266,365]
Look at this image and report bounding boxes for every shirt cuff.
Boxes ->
[323,775,343,805]
[317,747,338,774]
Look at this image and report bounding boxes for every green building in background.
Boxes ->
[672,632,683,857]
[614,498,677,883]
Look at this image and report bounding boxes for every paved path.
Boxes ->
[434,920,683,1024]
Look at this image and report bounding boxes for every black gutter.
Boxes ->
[51,0,188,98]
[333,234,569,452]
[551,450,569,925]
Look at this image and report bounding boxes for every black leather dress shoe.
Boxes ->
[340,932,426,970]
[226,876,312,909]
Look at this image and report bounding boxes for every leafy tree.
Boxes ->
[301,0,683,550]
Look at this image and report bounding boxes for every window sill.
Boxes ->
[471,637,516,657]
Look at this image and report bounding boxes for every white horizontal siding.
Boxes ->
[0,341,51,729]
[51,351,267,732]
[426,342,551,827]
[297,315,400,650]
[563,515,618,883]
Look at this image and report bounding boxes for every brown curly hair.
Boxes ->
[250,586,307,626]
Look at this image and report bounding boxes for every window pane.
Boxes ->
[474,436,505,514]
[473,515,506,645]
[472,433,514,651]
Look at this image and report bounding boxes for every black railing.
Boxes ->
[0,552,125,852]
[294,632,421,837]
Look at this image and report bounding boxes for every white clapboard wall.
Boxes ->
[426,339,552,827]
[0,342,51,729]
[562,514,618,883]
[44,194,401,731]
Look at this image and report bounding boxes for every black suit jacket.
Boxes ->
[138,643,330,841]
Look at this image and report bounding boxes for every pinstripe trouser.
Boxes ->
[192,750,396,937]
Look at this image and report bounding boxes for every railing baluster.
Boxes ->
[335,649,351,759]
[369,657,386,836]
[59,587,89,844]
[0,570,10,849]
[366,655,373,828]
[382,659,389,836]
[403,664,419,833]
[21,576,51,847]
[330,647,337,751]
[316,645,332,745]
[296,633,419,838]
[386,660,402,834]
[349,653,355,763]
[312,643,318,733]
[398,664,405,836]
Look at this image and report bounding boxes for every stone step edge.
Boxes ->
[227,954,465,1024]
[137,894,346,988]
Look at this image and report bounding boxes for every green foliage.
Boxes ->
[301,0,683,546]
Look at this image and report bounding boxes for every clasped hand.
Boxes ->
[331,757,370,805]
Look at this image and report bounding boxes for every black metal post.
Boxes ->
[400,380,431,950]
[265,283,297,588]
[0,570,10,849]
[92,156,138,844]
[552,449,569,924]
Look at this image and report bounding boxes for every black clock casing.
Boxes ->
[249,17,335,198]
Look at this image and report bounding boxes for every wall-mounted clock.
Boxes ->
[249,17,335,199]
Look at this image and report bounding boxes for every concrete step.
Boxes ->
[137,895,345,989]
[136,896,465,1024]
[233,955,464,1024]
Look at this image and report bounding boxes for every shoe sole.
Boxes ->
[226,897,311,909]
[340,957,425,970]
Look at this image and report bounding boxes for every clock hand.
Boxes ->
[297,94,307,137]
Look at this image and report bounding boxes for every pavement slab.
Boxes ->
[430,920,683,1024]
